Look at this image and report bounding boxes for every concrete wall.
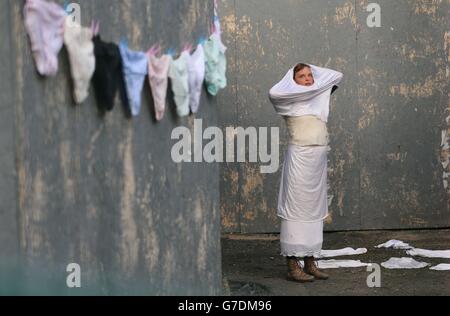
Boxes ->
[219,0,450,233]
[0,0,222,295]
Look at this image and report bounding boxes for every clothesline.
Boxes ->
[24,0,228,122]
[63,3,221,58]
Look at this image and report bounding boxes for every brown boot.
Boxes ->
[286,257,315,283]
[304,256,329,280]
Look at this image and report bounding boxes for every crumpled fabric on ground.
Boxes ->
[187,44,206,114]
[406,248,450,259]
[23,0,67,76]
[169,51,191,117]
[429,264,450,271]
[319,248,368,258]
[148,54,172,121]
[381,257,429,269]
[119,41,148,116]
[63,17,95,104]
[298,259,371,269]
[375,240,413,250]
[92,35,127,112]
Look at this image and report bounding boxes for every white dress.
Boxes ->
[278,115,329,258]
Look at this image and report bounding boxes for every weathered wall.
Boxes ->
[0,0,222,295]
[219,0,450,233]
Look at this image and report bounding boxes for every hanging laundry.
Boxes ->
[375,240,413,250]
[381,257,429,269]
[148,53,172,121]
[92,35,127,112]
[187,44,206,114]
[406,248,450,259]
[319,248,368,258]
[204,19,227,96]
[63,17,95,104]
[23,0,67,76]
[169,51,191,117]
[119,41,149,117]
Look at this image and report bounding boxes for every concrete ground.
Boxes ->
[221,229,450,296]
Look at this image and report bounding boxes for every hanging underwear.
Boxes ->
[204,32,227,96]
[187,44,206,114]
[23,0,67,76]
[169,51,190,117]
[92,35,126,112]
[147,53,172,121]
[63,17,95,104]
[118,41,149,117]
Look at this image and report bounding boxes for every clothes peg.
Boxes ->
[182,43,193,53]
[120,37,128,48]
[198,36,207,46]
[153,44,162,56]
[148,44,158,55]
[63,1,69,14]
[94,21,100,36]
[210,22,216,36]
[91,20,100,36]
[167,48,175,57]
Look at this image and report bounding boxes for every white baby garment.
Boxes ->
[169,51,190,117]
[381,257,429,269]
[187,44,206,114]
[319,248,368,258]
[406,248,450,259]
[148,54,172,121]
[63,17,95,104]
[298,259,371,269]
[429,264,450,271]
[375,240,413,250]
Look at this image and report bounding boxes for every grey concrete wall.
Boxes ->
[0,0,222,295]
[219,0,450,233]
[0,0,20,293]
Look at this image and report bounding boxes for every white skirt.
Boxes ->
[278,144,329,258]
[277,144,329,222]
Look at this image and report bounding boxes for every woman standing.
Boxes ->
[269,63,344,283]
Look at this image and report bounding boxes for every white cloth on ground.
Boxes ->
[381,257,429,269]
[406,248,450,259]
[298,259,371,269]
[429,264,450,271]
[319,248,368,258]
[269,64,344,123]
[375,240,413,250]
